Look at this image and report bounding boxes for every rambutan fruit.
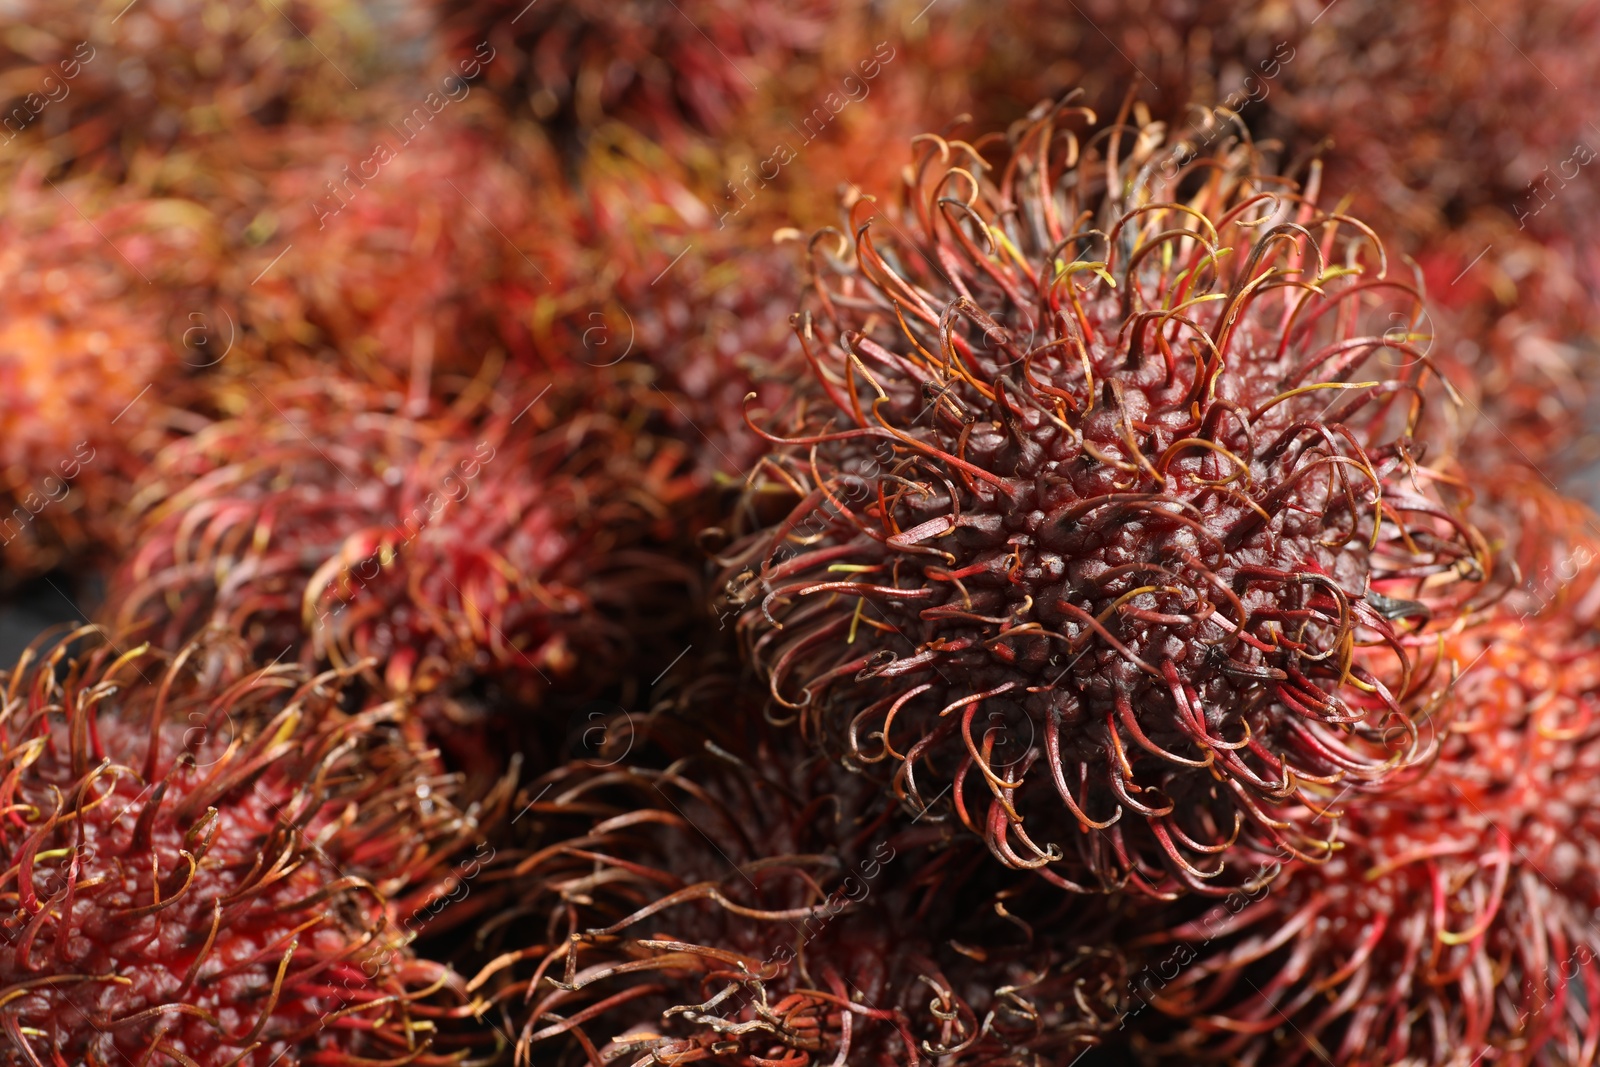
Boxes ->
[425,0,832,147]
[0,626,500,1066]
[0,0,398,172]
[466,712,1131,1066]
[1248,0,1600,475]
[543,124,806,487]
[717,103,1488,898]
[225,115,568,397]
[0,162,221,582]
[106,372,700,784]
[1128,552,1600,1065]
[906,0,1600,473]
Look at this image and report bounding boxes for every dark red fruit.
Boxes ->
[0,628,494,1066]
[110,374,699,730]
[469,712,1130,1066]
[428,0,831,145]
[1131,553,1600,1065]
[719,103,1487,898]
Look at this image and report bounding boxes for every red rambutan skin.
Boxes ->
[548,126,807,484]
[426,0,832,145]
[466,705,1130,1067]
[1139,820,1600,1066]
[108,374,700,719]
[1130,545,1600,1066]
[0,163,220,582]
[943,0,1600,470]
[717,103,1487,899]
[228,117,563,394]
[0,0,398,171]
[0,629,494,1066]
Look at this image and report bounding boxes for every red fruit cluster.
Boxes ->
[0,628,492,1066]
[720,103,1487,898]
[7,3,1600,1066]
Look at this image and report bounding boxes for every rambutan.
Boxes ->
[0,163,219,581]
[1251,0,1600,474]
[466,713,1130,1066]
[717,103,1488,898]
[108,373,700,767]
[426,0,832,145]
[0,626,498,1066]
[547,124,806,485]
[922,0,1600,472]
[1128,541,1600,1064]
[0,0,396,171]
[229,116,568,396]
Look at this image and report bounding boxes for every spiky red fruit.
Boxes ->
[231,117,564,394]
[469,706,1129,1066]
[0,0,393,170]
[0,628,493,1066]
[110,375,699,726]
[0,164,216,581]
[548,126,806,484]
[909,0,1600,472]
[427,0,831,144]
[719,105,1487,898]
[1130,525,1600,1065]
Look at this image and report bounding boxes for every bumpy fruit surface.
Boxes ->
[468,696,1129,1066]
[1132,506,1600,1064]
[720,103,1487,898]
[111,373,699,713]
[0,628,494,1066]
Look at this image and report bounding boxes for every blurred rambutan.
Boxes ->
[542,124,805,486]
[466,704,1131,1066]
[717,103,1488,898]
[426,0,833,146]
[0,161,221,582]
[1129,509,1600,1064]
[230,115,568,395]
[107,372,700,784]
[0,0,402,172]
[0,625,503,1065]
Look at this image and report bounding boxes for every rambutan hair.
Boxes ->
[552,124,806,484]
[899,0,1600,472]
[466,718,1131,1066]
[717,100,1488,898]
[0,626,505,1066]
[231,118,566,396]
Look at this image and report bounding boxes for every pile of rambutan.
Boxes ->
[9,2,1600,1065]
